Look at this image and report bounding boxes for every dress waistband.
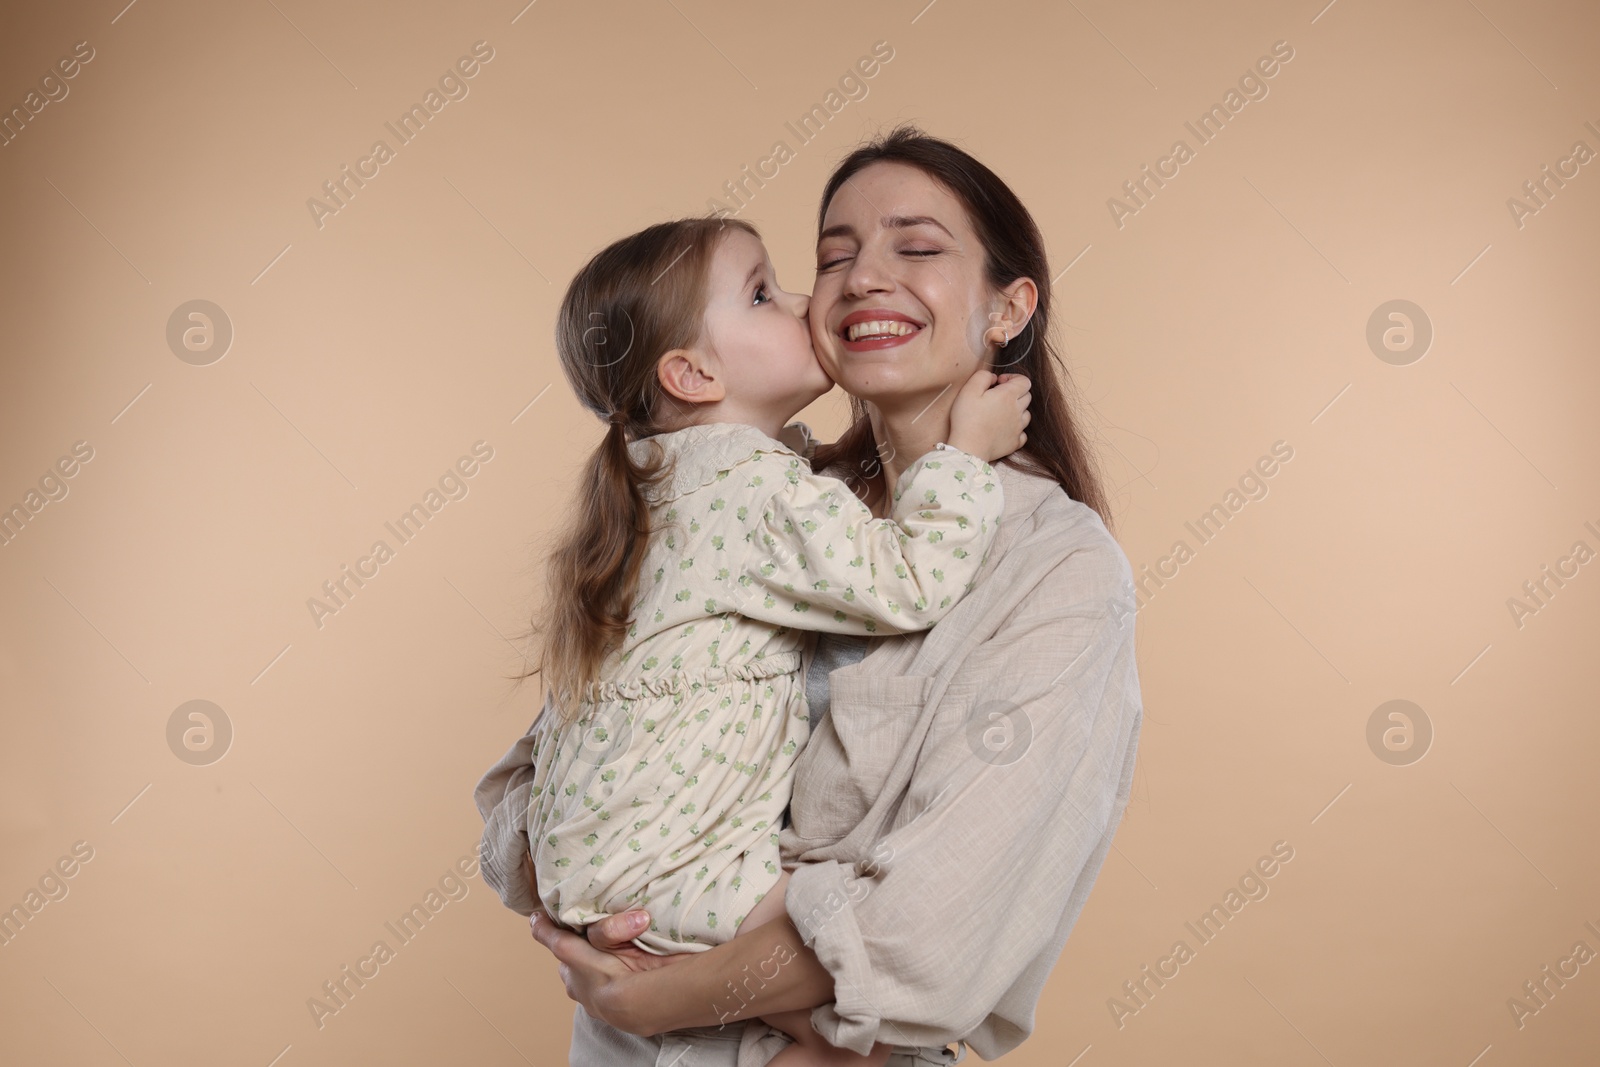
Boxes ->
[579,650,802,704]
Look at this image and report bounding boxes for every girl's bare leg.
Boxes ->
[734,870,893,1067]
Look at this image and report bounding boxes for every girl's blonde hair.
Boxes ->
[511,216,760,726]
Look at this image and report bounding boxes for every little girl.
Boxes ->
[514,216,1030,1065]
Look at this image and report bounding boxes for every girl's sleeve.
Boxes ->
[718,445,1003,634]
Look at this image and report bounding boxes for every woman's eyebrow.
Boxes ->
[818,215,953,242]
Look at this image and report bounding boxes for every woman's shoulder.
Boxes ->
[993,462,1134,606]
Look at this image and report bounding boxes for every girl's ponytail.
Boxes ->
[511,217,760,726]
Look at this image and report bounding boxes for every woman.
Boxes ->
[475,125,1144,1066]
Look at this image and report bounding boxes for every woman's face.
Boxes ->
[810,161,1002,409]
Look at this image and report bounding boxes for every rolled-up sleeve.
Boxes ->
[783,552,1143,1054]
[474,696,559,916]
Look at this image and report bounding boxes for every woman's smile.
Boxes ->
[838,308,926,351]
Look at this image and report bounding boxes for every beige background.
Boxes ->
[2,0,1597,1063]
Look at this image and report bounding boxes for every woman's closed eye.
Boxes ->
[816,247,942,271]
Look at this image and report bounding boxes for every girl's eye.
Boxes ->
[753,283,772,305]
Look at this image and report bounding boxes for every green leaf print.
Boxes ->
[707,912,719,929]
[711,534,724,550]
[582,832,598,846]
[628,839,642,851]
[642,656,658,670]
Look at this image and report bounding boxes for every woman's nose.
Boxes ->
[841,249,889,298]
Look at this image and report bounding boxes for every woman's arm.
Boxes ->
[529,523,1143,1052]
[768,548,1143,1054]
[531,909,835,1035]
[474,700,558,916]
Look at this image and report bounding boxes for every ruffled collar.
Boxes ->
[626,422,797,502]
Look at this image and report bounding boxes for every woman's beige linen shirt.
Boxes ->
[475,457,1143,1065]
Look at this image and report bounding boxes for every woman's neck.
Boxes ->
[864,400,952,519]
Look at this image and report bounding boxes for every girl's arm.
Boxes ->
[719,444,1003,634]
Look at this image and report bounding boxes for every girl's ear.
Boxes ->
[656,348,725,406]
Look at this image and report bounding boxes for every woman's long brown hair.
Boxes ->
[510,216,761,724]
[810,125,1112,530]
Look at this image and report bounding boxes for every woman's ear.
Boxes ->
[997,276,1039,339]
[656,348,726,407]
[984,277,1039,360]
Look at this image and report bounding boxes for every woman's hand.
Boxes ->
[528,911,653,1034]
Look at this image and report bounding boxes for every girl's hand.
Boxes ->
[946,369,1031,462]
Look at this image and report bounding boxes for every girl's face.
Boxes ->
[810,161,1002,410]
[696,228,833,427]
